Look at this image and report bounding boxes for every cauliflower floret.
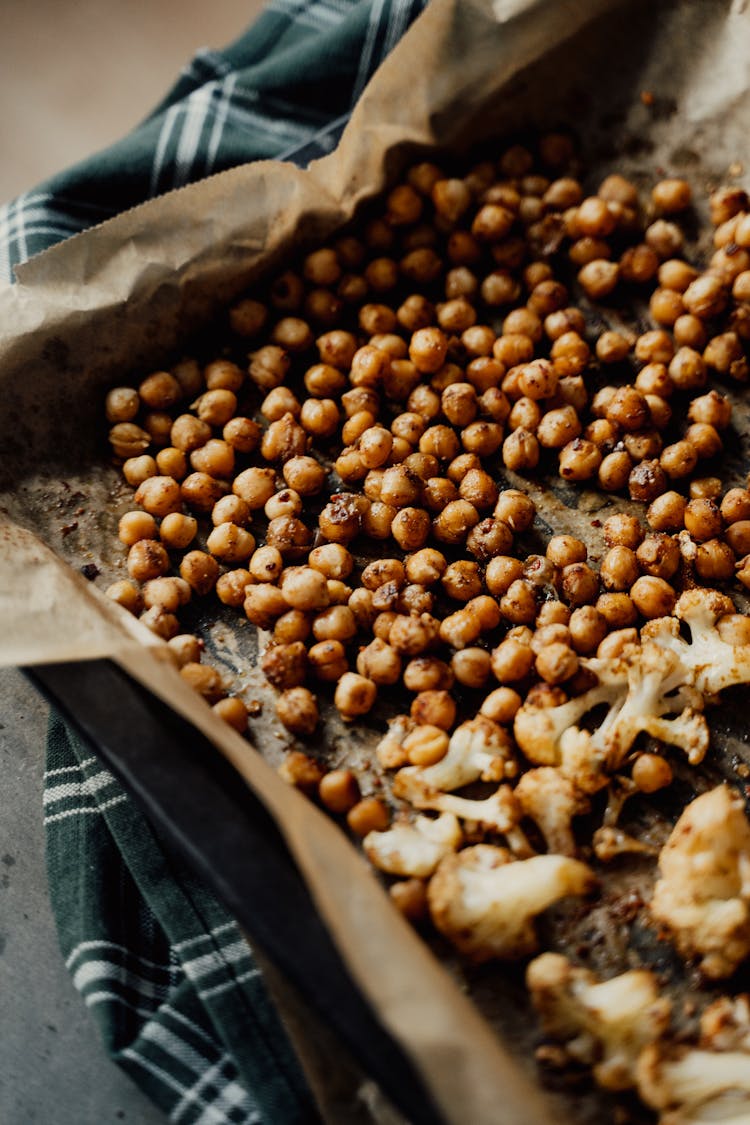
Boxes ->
[427,845,595,962]
[650,786,750,979]
[637,1042,750,1124]
[363,813,462,878]
[514,767,590,856]
[393,716,517,800]
[527,953,670,1090]
[513,590,750,787]
[517,636,709,774]
[700,995,750,1052]
[375,714,414,769]
[675,589,750,698]
[513,679,621,766]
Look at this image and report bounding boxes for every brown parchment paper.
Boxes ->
[3,0,750,1121]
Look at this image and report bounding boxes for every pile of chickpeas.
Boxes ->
[104,133,750,863]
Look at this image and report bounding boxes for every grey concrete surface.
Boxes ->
[0,666,165,1125]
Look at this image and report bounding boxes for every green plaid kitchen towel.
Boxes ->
[6,1,427,1121]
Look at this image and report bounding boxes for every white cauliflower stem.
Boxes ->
[650,786,750,979]
[526,953,670,1090]
[427,845,595,961]
[363,813,462,878]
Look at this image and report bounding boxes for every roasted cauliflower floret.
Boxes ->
[527,953,670,1090]
[650,786,750,979]
[514,586,750,782]
[515,767,590,856]
[363,813,462,878]
[515,637,708,774]
[393,715,517,799]
[637,1041,750,1124]
[427,844,595,962]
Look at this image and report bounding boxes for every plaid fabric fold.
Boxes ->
[0,0,425,284]
[8,0,428,1120]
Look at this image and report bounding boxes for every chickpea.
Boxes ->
[578,258,619,299]
[170,415,211,453]
[499,579,537,625]
[134,475,182,517]
[598,450,633,492]
[595,330,631,364]
[597,593,638,629]
[710,186,748,226]
[231,467,276,511]
[491,637,534,683]
[140,609,179,645]
[652,178,691,213]
[536,602,571,628]
[181,472,228,513]
[420,424,460,461]
[180,662,225,703]
[536,643,578,685]
[167,634,203,667]
[171,358,203,398]
[433,500,479,545]
[502,428,540,471]
[127,539,170,582]
[276,687,319,736]
[298,398,339,439]
[244,584,289,629]
[561,562,599,607]
[303,363,346,400]
[509,397,542,432]
[630,575,676,618]
[213,697,249,734]
[558,439,602,481]
[600,546,640,591]
[628,458,668,502]
[106,579,143,615]
[347,797,389,837]
[726,521,750,556]
[722,488,750,525]
[154,447,187,480]
[650,286,684,326]
[216,568,253,608]
[179,550,220,595]
[229,297,267,338]
[261,386,300,423]
[632,754,673,794]
[123,454,158,487]
[334,673,377,721]
[645,491,684,533]
[645,219,684,259]
[660,441,698,480]
[307,771,363,829]
[637,338,676,377]
[190,439,235,479]
[458,469,499,512]
[142,576,191,613]
[568,606,608,655]
[274,610,312,645]
[537,406,581,450]
[718,614,750,646]
[696,539,736,581]
[449,647,490,689]
[202,359,244,394]
[117,510,157,547]
[633,534,680,581]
